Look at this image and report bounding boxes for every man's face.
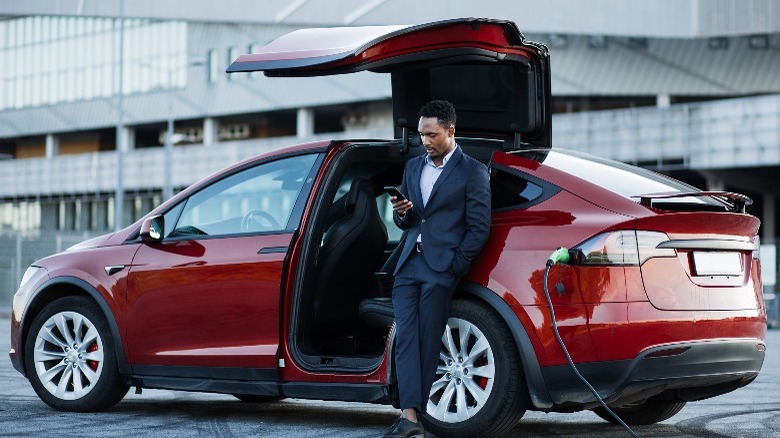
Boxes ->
[418,116,455,164]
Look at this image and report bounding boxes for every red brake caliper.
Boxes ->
[88,342,99,371]
[476,357,488,389]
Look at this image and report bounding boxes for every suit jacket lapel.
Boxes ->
[411,154,426,209]
[427,146,463,205]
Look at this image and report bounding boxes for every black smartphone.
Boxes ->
[384,185,407,202]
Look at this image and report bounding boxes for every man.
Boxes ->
[384,100,491,438]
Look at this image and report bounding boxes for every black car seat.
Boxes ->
[357,232,405,330]
[358,296,394,330]
[313,177,388,329]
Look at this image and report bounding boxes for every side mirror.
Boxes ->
[140,215,165,243]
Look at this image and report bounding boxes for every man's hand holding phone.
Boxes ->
[385,186,413,216]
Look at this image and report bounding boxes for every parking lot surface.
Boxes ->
[1,316,778,437]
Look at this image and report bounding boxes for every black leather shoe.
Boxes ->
[383,417,425,437]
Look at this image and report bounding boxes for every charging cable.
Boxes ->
[544,248,639,438]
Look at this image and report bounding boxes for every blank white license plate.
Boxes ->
[692,251,743,276]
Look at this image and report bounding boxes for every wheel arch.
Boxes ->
[19,276,130,377]
[456,282,554,409]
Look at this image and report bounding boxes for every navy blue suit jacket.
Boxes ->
[393,145,491,276]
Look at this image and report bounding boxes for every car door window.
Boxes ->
[170,154,318,238]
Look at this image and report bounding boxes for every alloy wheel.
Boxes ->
[32,310,105,400]
[427,316,496,422]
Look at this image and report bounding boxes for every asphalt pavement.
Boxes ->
[1,316,778,437]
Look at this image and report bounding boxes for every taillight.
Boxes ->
[574,230,676,266]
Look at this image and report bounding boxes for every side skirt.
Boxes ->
[130,366,390,403]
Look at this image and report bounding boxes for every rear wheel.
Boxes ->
[421,300,529,438]
[24,296,129,412]
[593,400,687,425]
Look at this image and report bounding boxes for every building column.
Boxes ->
[203,117,218,146]
[656,93,671,108]
[74,199,85,231]
[764,193,776,242]
[60,201,75,230]
[120,126,135,151]
[297,107,314,138]
[762,193,778,327]
[45,134,59,158]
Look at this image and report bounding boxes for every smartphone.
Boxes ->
[384,185,407,202]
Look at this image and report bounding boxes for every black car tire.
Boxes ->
[421,299,529,438]
[593,400,687,425]
[232,394,284,403]
[24,296,130,412]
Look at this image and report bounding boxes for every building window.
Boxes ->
[208,49,218,83]
[708,37,729,50]
[587,35,608,49]
[0,16,187,110]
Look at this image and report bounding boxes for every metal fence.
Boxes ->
[0,229,103,312]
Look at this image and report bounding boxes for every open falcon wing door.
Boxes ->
[228,18,551,149]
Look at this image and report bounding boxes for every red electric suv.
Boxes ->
[9,18,766,438]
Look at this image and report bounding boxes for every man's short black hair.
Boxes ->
[420,100,456,129]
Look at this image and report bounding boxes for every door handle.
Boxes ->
[257,246,288,254]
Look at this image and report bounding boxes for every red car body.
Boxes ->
[9,18,765,438]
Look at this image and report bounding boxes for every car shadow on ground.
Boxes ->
[5,375,779,438]
[102,397,707,438]
[5,395,778,437]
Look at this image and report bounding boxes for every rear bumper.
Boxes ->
[540,339,765,410]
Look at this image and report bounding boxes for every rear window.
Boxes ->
[537,150,722,207]
[490,166,558,211]
[430,64,516,113]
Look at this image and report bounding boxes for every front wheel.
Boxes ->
[593,400,687,425]
[24,296,130,412]
[421,300,529,438]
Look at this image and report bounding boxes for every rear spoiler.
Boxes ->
[633,191,753,213]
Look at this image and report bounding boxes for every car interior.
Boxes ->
[290,144,406,370]
[289,138,508,372]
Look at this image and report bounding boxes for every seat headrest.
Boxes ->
[345,177,374,210]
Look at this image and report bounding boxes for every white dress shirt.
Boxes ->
[417,147,456,243]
